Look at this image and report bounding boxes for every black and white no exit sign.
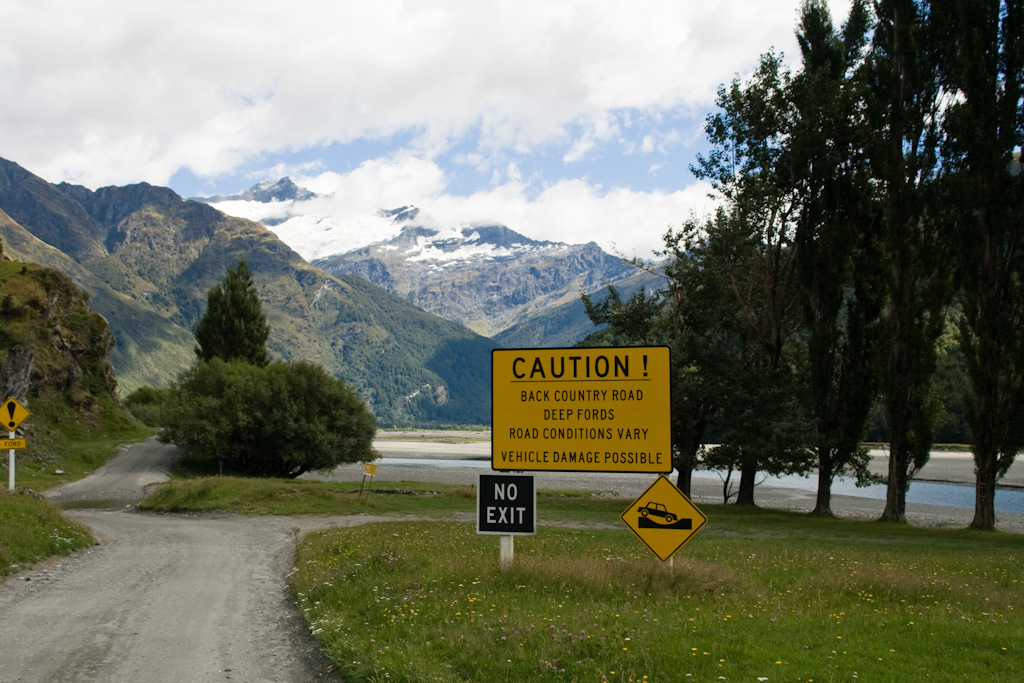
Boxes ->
[477,473,536,535]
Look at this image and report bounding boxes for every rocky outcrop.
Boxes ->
[0,263,119,410]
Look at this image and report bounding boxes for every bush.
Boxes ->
[124,385,174,427]
[160,359,377,477]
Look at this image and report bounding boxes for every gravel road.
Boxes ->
[1,439,345,683]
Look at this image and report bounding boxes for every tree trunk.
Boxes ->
[736,459,757,506]
[811,451,834,517]
[676,466,693,498]
[881,441,908,522]
[970,449,999,530]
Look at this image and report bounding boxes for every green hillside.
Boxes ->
[0,158,493,427]
[0,258,150,489]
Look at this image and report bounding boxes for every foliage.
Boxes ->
[934,0,1024,529]
[581,280,714,496]
[193,259,270,366]
[160,358,377,478]
[688,51,814,505]
[124,385,174,428]
[581,285,663,346]
[789,0,884,515]
[865,0,957,522]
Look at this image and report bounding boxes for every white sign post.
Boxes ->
[8,430,13,491]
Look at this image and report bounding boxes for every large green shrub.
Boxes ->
[160,359,376,477]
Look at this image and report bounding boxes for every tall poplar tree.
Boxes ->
[865,0,953,522]
[193,260,271,367]
[791,0,884,516]
[935,0,1024,529]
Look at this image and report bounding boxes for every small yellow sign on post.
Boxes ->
[492,346,672,473]
[363,462,378,476]
[621,476,707,562]
[4,397,29,490]
[0,439,27,450]
[2,397,30,432]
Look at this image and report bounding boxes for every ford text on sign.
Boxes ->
[492,346,672,473]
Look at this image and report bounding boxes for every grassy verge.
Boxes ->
[140,477,476,516]
[139,476,614,519]
[293,516,1021,682]
[0,491,94,578]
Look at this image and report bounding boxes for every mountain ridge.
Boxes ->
[0,157,493,427]
[203,178,643,339]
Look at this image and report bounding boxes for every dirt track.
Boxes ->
[1,440,346,683]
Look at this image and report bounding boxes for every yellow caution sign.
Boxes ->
[1,397,30,432]
[492,346,671,473]
[621,476,707,561]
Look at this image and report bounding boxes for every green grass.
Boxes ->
[0,491,94,578]
[140,477,477,516]
[292,517,1022,682]
[139,475,627,519]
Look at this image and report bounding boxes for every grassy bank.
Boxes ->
[140,477,477,516]
[0,491,94,578]
[293,516,1021,682]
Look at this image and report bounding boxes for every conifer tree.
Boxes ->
[193,260,270,367]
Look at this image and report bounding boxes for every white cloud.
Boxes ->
[0,0,807,189]
[285,152,715,259]
[296,155,449,215]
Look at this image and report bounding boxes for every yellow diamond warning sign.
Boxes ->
[621,476,707,561]
[491,346,671,473]
[1,397,30,432]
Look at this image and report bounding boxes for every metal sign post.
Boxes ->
[8,429,13,491]
[359,462,378,497]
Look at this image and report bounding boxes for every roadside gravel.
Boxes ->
[1,439,347,683]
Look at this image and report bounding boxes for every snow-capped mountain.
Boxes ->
[315,220,637,336]
[201,179,641,339]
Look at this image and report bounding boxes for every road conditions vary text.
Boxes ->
[492,347,671,473]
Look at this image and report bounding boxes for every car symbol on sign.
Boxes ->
[638,502,675,524]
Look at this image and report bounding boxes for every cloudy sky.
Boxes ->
[0,0,850,258]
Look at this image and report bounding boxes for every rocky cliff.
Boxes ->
[0,259,119,412]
